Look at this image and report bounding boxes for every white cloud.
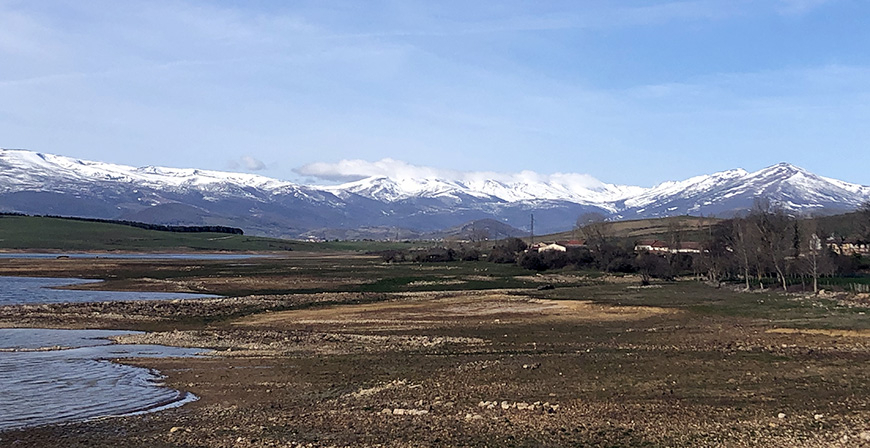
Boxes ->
[229,155,266,171]
[295,158,605,189]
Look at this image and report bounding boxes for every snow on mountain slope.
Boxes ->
[722,163,870,209]
[323,176,495,202]
[621,162,870,217]
[0,148,295,194]
[623,168,749,209]
[326,171,646,206]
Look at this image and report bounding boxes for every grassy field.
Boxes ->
[0,215,418,252]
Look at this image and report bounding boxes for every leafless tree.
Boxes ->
[800,218,823,294]
[728,217,754,290]
[750,202,794,291]
[576,212,608,251]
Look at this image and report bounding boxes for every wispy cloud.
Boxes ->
[0,4,59,59]
[776,0,837,15]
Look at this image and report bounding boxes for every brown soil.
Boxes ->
[236,291,673,333]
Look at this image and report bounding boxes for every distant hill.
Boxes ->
[536,215,722,243]
[428,218,529,241]
[299,219,527,241]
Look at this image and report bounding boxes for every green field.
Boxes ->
[0,215,417,252]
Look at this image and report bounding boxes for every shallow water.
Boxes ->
[0,276,217,306]
[0,328,203,431]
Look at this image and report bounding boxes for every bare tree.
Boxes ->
[696,221,733,285]
[576,212,608,251]
[800,217,822,294]
[751,204,794,291]
[728,217,754,290]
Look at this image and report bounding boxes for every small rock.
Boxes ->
[169,426,183,434]
[859,431,870,441]
[813,413,824,421]
[777,413,786,419]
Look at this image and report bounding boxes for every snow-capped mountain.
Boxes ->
[618,163,870,218]
[1,148,868,238]
[324,172,645,206]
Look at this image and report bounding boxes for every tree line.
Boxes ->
[487,202,870,290]
[0,213,244,235]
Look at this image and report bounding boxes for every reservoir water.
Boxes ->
[0,276,217,306]
[0,329,203,431]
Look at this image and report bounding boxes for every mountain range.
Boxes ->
[1,148,868,239]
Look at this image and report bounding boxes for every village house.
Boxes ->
[525,240,585,253]
[558,239,587,249]
[537,242,567,252]
[826,238,870,256]
[634,240,703,254]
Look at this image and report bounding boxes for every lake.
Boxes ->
[0,275,214,431]
[0,276,217,306]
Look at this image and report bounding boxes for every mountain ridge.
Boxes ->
[1,148,868,238]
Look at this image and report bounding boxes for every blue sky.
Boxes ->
[1,0,869,187]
